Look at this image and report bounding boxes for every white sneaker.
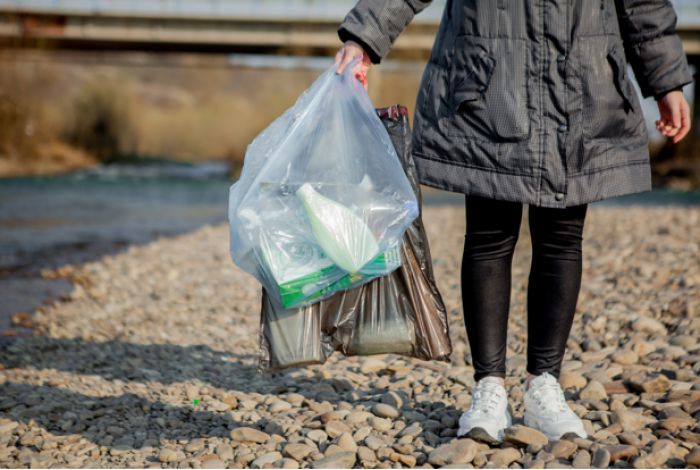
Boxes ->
[523,372,588,441]
[457,376,512,444]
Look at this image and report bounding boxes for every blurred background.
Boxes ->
[0,0,699,330]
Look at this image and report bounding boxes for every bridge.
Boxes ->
[1,0,699,60]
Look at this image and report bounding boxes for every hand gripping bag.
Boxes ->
[257,105,452,372]
[228,60,419,309]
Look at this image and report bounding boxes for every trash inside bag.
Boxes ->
[257,105,452,372]
[229,59,419,308]
[260,293,325,369]
[296,182,380,274]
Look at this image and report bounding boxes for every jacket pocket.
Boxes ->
[607,45,638,112]
[582,41,644,140]
[446,36,531,142]
[451,51,495,104]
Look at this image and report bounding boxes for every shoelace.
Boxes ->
[470,380,504,414]
[529,378,571,415]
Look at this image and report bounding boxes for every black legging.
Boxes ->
[461,194,588,381]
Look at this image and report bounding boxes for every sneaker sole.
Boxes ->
[523,413,587,441]
[457,407,512,445]
[464,426,503,445]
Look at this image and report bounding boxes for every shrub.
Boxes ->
[63,75,136,162]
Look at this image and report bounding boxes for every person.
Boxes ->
[334,0,693,443]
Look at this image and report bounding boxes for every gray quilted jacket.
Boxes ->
[338,0,694,207]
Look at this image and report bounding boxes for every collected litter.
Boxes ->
[228,59,419,308]
[257,104,452,371]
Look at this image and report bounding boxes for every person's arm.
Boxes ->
[615,0,694,143]
[337,0,434,65]
[653,85,683,101]
[614,0,694,99]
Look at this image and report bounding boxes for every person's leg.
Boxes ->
[526,202,588,383]
[461,194,523,382]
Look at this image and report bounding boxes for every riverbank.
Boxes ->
[0,204,698,468]
[0,165,231,332]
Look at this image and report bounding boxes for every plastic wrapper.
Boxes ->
[258,105,452,372]
[228,60,419,309]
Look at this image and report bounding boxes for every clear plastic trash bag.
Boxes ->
[228,59,419,308]
[257,105,452,372]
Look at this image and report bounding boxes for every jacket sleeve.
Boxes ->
[614,0,694,99]
[337,0,434,64]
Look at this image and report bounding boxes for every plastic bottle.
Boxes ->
[296,182,379,273]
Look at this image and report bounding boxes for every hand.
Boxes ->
[655,90,691,144]
[335,40,372,91]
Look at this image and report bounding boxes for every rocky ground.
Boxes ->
[0,204,699,469]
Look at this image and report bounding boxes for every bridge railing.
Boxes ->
[1,0,698,26]
[0,0,445,22]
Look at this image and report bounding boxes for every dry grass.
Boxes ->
[0,141,98,177]
[0,52,427,176]
[0,52,102,177]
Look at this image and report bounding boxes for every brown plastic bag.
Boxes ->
[257,105,452,372]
